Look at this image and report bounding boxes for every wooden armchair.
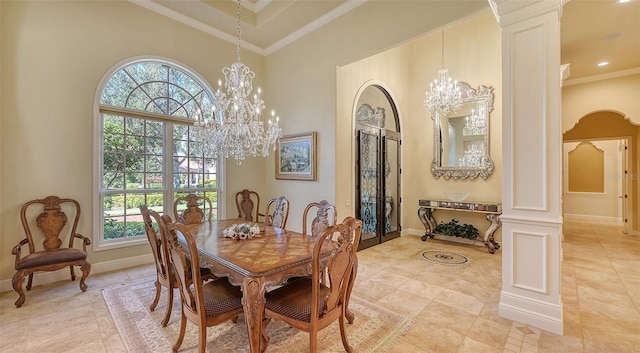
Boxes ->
[173,194,214,224]
[265,196,290,229]
[235,189,264,222]
[302,200,337,236]
[162,215,244,353]
[11,196,91,307]
[263,217,363,353]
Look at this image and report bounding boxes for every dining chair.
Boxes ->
[141,205,217,325]
[235,189,264,222]
[173,194,214,224]
[162,215,244,353]
[11,196,91,307]
[300,200,337,285]
[263,217,363,353]
[264,196,290,228]
[140,205,175,326]
[302,200,337,236]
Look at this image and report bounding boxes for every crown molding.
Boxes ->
[563,67,640,86]
[129,0,364,56]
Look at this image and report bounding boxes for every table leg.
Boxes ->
[242,277,267,353]
[418,207,437,241]
[482,213,502,254]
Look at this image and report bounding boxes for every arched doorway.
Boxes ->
[354,83,401,250]
[563,111,639,234]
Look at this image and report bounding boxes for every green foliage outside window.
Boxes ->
[103,219,146,240]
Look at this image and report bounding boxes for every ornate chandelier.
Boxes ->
[458,144,485,168]
[424,30,462,116]
[193,0,281,165]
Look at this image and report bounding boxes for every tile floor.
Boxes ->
[0,219,638,353]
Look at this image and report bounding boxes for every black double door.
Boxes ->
[356,127,400,250]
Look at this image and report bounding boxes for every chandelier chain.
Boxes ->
[441,29,445,69]
[236,0,241,62]
[191,0,282,165]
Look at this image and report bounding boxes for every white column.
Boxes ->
[490,0,565,335]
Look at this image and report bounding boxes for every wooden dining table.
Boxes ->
[179,218,335,353]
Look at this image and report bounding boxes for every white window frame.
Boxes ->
[93,56,225,251]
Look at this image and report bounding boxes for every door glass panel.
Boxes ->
[359,131,379,241]
[385,139,399,235]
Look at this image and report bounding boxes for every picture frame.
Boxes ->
[275,131,317,180]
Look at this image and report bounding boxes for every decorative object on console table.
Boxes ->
[417,199,502,254]
[433,219,479,240]
[275,131,317,180]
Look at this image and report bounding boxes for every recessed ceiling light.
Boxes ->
[597,61,609,67]
[617,0,631,3]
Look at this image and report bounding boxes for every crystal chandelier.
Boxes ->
[192,0,281,165]
[463,107,486,136]
[424,30,462,116]
[458,144,485,168]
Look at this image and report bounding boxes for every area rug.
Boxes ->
[103,278,412,353]
[420,250,470,265]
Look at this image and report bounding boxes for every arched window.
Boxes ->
[95,59,220,249]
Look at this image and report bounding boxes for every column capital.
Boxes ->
[489,0,566,27]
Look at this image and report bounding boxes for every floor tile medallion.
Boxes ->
[420,250,470,265]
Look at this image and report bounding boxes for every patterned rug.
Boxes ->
[103,278,412,353]
[420,250,470,265]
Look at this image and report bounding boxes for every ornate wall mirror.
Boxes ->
[432,82,494,179]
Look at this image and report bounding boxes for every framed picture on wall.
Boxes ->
[275,131,317,180]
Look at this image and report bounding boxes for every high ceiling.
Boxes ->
[561,0,639,82]
[133,0,639,81]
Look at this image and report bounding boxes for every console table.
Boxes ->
[418,199,502,254]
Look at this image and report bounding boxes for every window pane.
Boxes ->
[176,173,188,188]
[173,140,188,157]
[145,173,163,189]
[103,115,124,131]
[146,137,163,154]
[125,216,146,238]
[103,193,125,240]
[125,173,143,189]
[103,153,124,190]
[125,117,145,136]
[146,120,163,138]
[146,155,162,172]
[173,124,189,140]
[145,192,165,214]
[125,154,144,172]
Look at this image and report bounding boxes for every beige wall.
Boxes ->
[264,1,488,232]
[0,1,266,283]
[336,11,502,236]
[563,74,640,132]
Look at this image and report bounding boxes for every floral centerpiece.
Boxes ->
[223,223,260,240]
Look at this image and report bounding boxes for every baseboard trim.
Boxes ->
[499,291,564,335]
[563,213,621,223]
[0,254,154,293]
